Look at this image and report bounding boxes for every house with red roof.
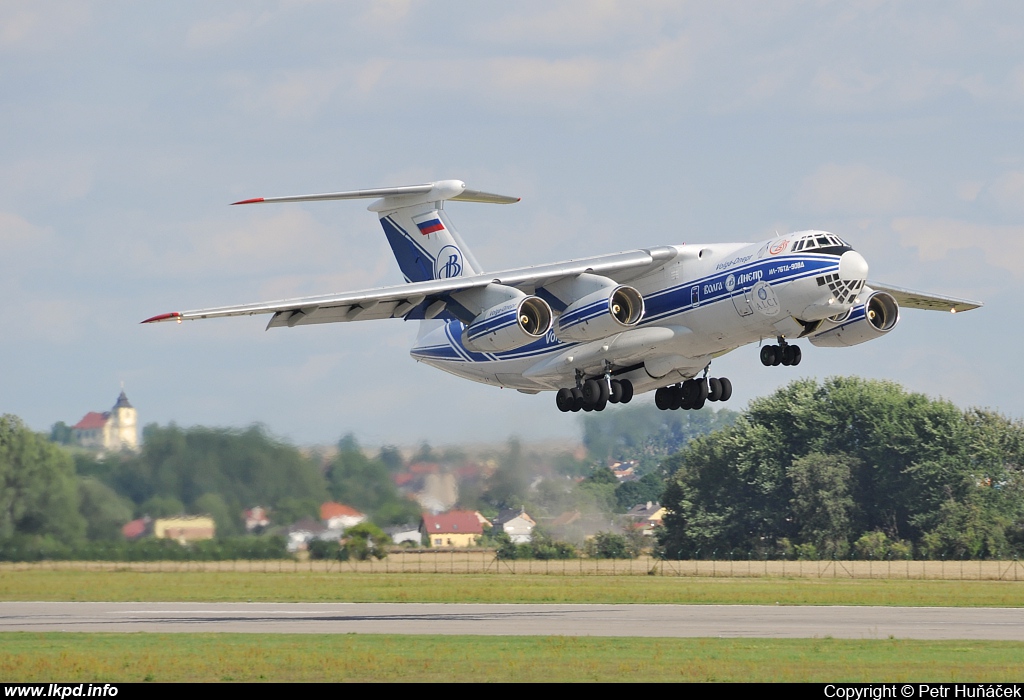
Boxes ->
[71,390,138,453]
[320,502,367,531]
[420,510,485,548]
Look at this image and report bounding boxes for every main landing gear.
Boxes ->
[760,339,802,367]
[555,376,634,413]
[654,376,732,411]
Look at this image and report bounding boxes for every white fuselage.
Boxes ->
[410,233,866,396]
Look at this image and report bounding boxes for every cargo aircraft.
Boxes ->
[144,180,981,413]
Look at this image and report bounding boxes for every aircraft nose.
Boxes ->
[838,250,869,281]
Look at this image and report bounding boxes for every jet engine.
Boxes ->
[808,290,899,348]
[462,293,553,353]
[542,273,644,343]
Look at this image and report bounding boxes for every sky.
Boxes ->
[2,1,1023,447]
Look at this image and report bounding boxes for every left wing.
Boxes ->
[868,281,982,313]
[142,247,676,329]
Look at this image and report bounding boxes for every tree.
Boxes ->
[78,477,133,540]
[0,415,85,542]
[787,452,858,558]
[343,522,390,560]
[658,378,1024,559]
[327,435,420,525]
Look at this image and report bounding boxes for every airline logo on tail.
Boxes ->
[435,245,463,279]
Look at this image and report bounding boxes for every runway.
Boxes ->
[3,602,1024,639]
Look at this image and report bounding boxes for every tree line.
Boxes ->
[657,377,1024,560]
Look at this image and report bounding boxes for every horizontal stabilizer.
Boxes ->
[868,281,982,313]
[231,179,519,209]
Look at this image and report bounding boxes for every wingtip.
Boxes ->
[231,197,265,205]
[141,312,182,324]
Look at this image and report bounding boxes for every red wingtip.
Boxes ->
[231,197,265,205]
[141,312,181,324]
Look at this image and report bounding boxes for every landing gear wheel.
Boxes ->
[619,379,634,404]
[595,397,608,412]
[780,346,793,366]
[771,348,782,366]
[679,380,695,410]
[654,386,671,410]
[570,388,584,412]
[790,345,802,366]
[692,378,709,409]
[667,384,683,411]
[718,377,733,402]
[582,379,602,405]
[760,345,776,366]
[555,388,574,412]
[609,380,623,404]
[598,378,610,404]
[708,377,722,402]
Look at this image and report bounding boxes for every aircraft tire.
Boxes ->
[609,380,623,404]
[678,380,694,410]
[595,397,608,412]
[556,388,574,412]
[708,378,722,402]
[598,379,610,404]
[570,388,584,412]
[780,346,793,365]
[719,378,733,402]
[791,346,802,365]
[771,347,783,366]
[760,345,776,366]
[619,379,634,403]
[583,379,602,404]
[668,384,683,411]
[691,379,709,410]
[654,387,671,410]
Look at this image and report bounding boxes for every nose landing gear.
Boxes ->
[760,338,802,367]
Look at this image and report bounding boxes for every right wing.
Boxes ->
[142,247,677,329]
[868,281,983,313]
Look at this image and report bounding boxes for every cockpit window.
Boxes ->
[793,233,852,256]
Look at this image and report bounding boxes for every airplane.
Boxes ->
[143,179,982,413]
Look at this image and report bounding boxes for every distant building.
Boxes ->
[493,508,536,544]
[384,524,422,546]
[71,390,138,453]
[421,510,485,548]
[153,516,215,544]
[121,517,152,540]
[626,502,666,536]
[320,502,367,530]
[244,506,270,533]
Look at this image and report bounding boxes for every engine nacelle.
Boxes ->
[553,285,645,342]
[462,294,553,353]
[808,291,900,348]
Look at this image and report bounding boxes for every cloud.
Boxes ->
[794,164,914,217]
[0,2,91,51]
[984,171,1024,214]
[0,211,52,248]
[185,11,275,49]
[890,217,1024,278]
[0,157,94,205]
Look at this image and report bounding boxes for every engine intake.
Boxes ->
[808,291,899,348]
[462,294,553,353]
[554,284,645,342]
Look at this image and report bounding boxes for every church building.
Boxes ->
[71,390,138,452]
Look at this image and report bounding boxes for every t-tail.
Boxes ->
[232,179,519,283]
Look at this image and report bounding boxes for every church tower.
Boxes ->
[107,389,138,452]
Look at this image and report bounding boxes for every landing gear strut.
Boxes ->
[760,338,802,367]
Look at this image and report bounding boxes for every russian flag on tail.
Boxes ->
[416,217,445,235]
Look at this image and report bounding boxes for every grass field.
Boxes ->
[1,569,1023,606]
[2,633,1023,682]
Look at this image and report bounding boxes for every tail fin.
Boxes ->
[232,179,519,283]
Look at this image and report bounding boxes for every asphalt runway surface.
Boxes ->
[3,602,1024,639]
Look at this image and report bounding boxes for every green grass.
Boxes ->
[1,633,1021,682]
[2,570,1022,606]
